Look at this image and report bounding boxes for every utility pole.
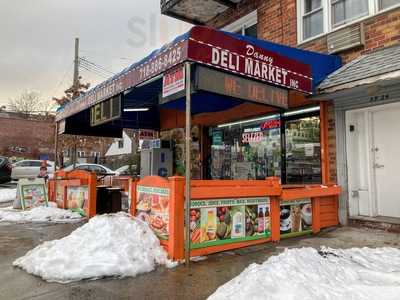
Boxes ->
[73,38,80,98]
[72,37,79,168]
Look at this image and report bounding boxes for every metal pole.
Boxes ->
[54,121,59,172]
[184,62,191,266]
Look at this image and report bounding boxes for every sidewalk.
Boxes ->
[0,222,399,300]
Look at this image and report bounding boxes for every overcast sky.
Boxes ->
[0,0,191,108]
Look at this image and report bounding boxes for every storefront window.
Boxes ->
[285,116,321,184]
[210,111,322,184]
[210,116,281,180]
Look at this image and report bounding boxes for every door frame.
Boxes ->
[345,101,400,217]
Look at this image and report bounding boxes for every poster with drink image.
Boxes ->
[190,197,270,248]
[280,199,312,236]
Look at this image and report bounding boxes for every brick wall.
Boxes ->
[0,114,54,159]
[206,2,400,184]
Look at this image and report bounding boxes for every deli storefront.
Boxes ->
[54,26,342,261]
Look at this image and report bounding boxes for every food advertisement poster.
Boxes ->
[66,186,89,216]
[280,199,312,237]
[136,185,170,239]
[18,178,48,210]
[55,181,65,208]
[190,197,270,249]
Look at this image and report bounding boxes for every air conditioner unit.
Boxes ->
[327,23,365,54]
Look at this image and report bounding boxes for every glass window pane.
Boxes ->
[210,116,281,180]
[332,0,369,27]
[305,0,322,13]
[303,10,323,39]
[31,161,42,167]
[285,116,321,184]
[379,0,399,10]
[244,23,257,38]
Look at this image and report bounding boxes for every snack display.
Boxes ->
[190,199,271,248]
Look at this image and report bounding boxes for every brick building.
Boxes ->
[161,0,400,226]
[0,111,55,160]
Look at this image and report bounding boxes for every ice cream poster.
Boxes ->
[280,199,312,235]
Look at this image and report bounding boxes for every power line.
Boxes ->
[79,64,109,79]
[79,64,111,79]
[79,57,115,75]
[80,49,134,61]
[79,60,112,78]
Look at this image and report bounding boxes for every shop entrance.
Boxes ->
[346,102,400,218]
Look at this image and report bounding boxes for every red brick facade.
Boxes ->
[0,112,55,159]
[206,1,400,183]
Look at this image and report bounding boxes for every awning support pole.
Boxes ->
[184,62,191,266]
[54,121,59,172]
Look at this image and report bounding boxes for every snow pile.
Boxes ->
[13,213,172,283]
[0,188,17,203]
[209,247,400,300]
[0,206,82,223]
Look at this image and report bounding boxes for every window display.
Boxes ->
[285,116,321,184]
[210,116,281,180]
[210,111,321,184]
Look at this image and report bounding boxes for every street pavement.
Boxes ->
[0,221,399,300]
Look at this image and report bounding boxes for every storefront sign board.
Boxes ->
[195,66,289,109]
[162,65,185,98]
[56,40,188,121]
[280,198,312,237]
[190,197,271,249]
[136,185,170,240]
[189,27,312,94]
[17,178,48,210]
[139,129,158,140]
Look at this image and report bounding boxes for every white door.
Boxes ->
[372,106,400,218]
[346,111,373,217]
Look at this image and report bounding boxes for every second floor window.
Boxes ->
[223,10,258,38]
[332,0,369,27]
[302,0,324,40]
[298,0,400,42]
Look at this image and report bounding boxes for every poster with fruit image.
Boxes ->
[280,199,312,236]
[136,186,170,239]
[66,186,88,215]
[190,197,270,249]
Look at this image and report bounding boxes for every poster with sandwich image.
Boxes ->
[280,199,312,237]
[190,197,270,249]
[136,185,170,239]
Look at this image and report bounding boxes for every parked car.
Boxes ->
[11,160,55,180]
[63,163,116,185]
[63,163,115,175]
[114,165,138,176]
[0,156,12,183]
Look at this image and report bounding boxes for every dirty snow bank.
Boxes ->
[209,247,400,300]
[0,206,82,223]
[0,188,16,203]
[13,213,173,283]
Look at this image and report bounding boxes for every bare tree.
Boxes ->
[8,90,51,116]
